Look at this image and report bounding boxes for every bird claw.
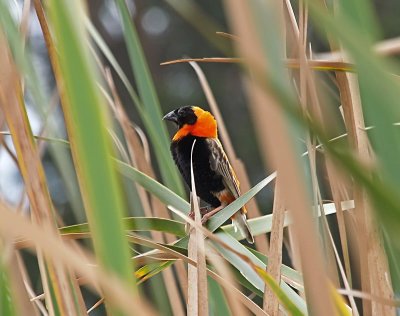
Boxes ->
[185,207,211,234]
[185,205,224,234]
[187,206,211,221]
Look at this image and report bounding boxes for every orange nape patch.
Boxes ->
[173,106,217,141]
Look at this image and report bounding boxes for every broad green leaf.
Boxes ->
[46,2,136,316]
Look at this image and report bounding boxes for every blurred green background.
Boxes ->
[1,1,400,314]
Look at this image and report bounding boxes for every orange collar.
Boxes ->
[173,107,217,141]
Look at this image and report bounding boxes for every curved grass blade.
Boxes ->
[161,57,354,72]
[248,248,304,292]
[255,267,304,316]
[207,172,276,232]
[60,217,185,237]
[212,233,307,314]
[114,0,185,197]
[136,261,175,284]
[222,200,355,240]
[116,159,190,214]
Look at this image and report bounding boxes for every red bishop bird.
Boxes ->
[163,106,254,243]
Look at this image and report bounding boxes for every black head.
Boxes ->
[163,106,198,128]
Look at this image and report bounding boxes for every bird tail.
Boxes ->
[232,210,254,244]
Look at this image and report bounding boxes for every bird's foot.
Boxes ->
[187,206,210,221]
[200,205,224,224]
[185,206,224,234]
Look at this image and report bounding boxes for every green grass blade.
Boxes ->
[207,172,276,232]
[136,261,175,283]
[114,0,185,197]
[222,200,355,240]
[0,263,16,316]
[212,233,308,314]
[208,277,232,316]
[60,217,186,237]
[248,248,304,292]
[255,267,305,316]
[116,159,190,213]
[46,1,136,313]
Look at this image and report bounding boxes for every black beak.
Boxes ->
[163,110,178,124]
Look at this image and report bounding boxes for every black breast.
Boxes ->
[171,135,224,207]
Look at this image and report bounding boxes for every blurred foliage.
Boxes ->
[0,0,400,315]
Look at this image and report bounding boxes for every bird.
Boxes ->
[163,105,254,243]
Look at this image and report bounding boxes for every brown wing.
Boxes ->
[207,138,254,243]
[207,138,241,199]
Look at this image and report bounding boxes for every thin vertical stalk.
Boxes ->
[45,0,137,314]
[223,1,336,315]
[264,179,285,314]
[0,30,81,316]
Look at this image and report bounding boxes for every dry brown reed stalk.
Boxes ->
[264,179,285,314]
[327,1,395,313]
[33,0,66,109]
[0,200,158,316]
[284,1,359,311]
[159,206,271,315]
[17,85,88,314]
[337,289,400,308]
[339,70,394,316]
[127,231,267,315]
[0,241,37,315]
[215,31,240,41]
[0,30,85,316]
[187,140,208,316]
[0,132,19,168]
[17,252,46,314]
[2,106,55,315]
[188,61,269,253]
[161,57,354,72]
[263,1,293,313]
[104,68,186,316]
[20,0,31,40]
[222,1,336,315]
[263,1,300,315]
[291,0,343,290]
[87,298,105,314]
[317,36,400,61]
